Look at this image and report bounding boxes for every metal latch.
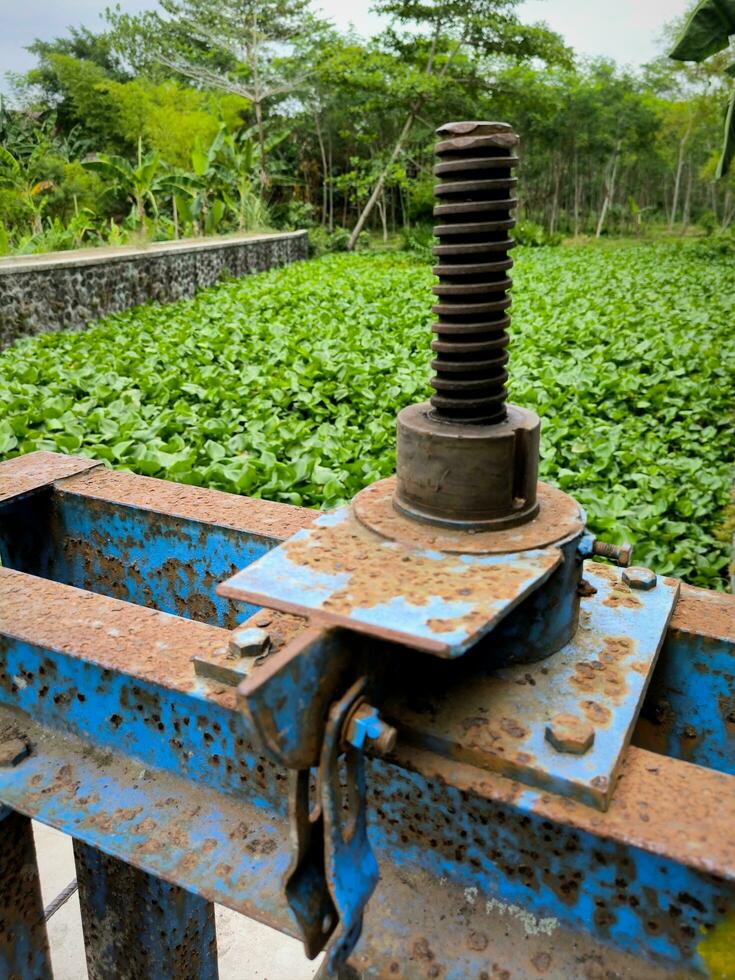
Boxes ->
[284,677,394,973]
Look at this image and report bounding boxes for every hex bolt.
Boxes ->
[545,715,595,755]
[591,540,633,567]
[0,737,30,767]
[622,566,657,591]
[228,626,271,659]
[344,701,398,756]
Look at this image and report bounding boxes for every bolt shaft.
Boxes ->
[430,121,519,425]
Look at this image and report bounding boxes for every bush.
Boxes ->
[307,226,351,256]
[399,223,435,259]
[515,220,562,247]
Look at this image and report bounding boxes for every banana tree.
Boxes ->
[0,146,54,235]
[172,127,268,234]
[83,136,173,228]
[670,0,735,178]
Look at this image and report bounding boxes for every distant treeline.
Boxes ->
[1,0,733,255]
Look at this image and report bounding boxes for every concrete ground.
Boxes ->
[33,822,322,980]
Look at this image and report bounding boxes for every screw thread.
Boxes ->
[430,121,519,425]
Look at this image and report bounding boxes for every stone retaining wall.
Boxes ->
[0,231,307,348]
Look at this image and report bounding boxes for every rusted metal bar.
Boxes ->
[0,807,53,980]
[74,840,219,980]
[0,454,313,630]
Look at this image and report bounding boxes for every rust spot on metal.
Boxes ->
[500,717,529,739]
[602,580,642,610]
[580,701,612,726]
[281,515,554,643]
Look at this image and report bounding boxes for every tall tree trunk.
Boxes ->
[595,138,622,239]
[681,162,693,232]
[669,119,692,232]
[315,112,328,226]
[573,151,581,237]
[347,110,417,250]
[327,134,334,231]
[377,191,388,241]
[549,159,562,236]
[722,189,734,230]
[254,99,267,192]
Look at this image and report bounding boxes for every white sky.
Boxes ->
[0,0,693,94]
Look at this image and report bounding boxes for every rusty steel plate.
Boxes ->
[0,451,101,504]
[385,561,680,809]
[218,506,562,657]
[353,477,584,554]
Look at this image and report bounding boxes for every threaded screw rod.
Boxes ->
[430,121,519,425]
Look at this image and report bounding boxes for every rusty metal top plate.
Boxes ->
[0,451,101,504]
[385,561,680,809]
[353,477,584,554]
[218,506,561,657]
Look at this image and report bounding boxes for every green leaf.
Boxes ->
[715,85,735,179]
[669,0,735,62]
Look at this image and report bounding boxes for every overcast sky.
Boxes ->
[1,0,692,95]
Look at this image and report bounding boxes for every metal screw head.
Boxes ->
[0,738,30,767]
[228,626,271,659]
[545,715,595,755]
[622,566,657,591]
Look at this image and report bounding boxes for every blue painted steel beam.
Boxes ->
[0,806,53,980]
[0,457,313,630]
[74,840,219,980]
[1,704,733,976]
[634,586,735,776]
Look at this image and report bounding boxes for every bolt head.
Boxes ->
[0,738,30,767]
[622,566,657,591]
[545,715,595,755]
[617,543,634,568]
[228,626,271,659]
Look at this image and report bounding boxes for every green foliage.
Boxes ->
[398,223,436,258]
[307,226,353,255]
[669,0,735,62]
[1,243,733,588]
[514,220,563,246]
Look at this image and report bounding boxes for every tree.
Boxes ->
[83,137,174,228]
[344,0,570,249]
[107,0,320,192]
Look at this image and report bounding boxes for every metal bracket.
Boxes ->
[285,678,379,974]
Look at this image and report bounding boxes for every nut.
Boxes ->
[545,714,595,755]
[0,738,30,767]
[228,626,271,659]
[622,566,657,591]
[344,702,398,756]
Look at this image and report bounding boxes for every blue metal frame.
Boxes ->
[0,453,734,978]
